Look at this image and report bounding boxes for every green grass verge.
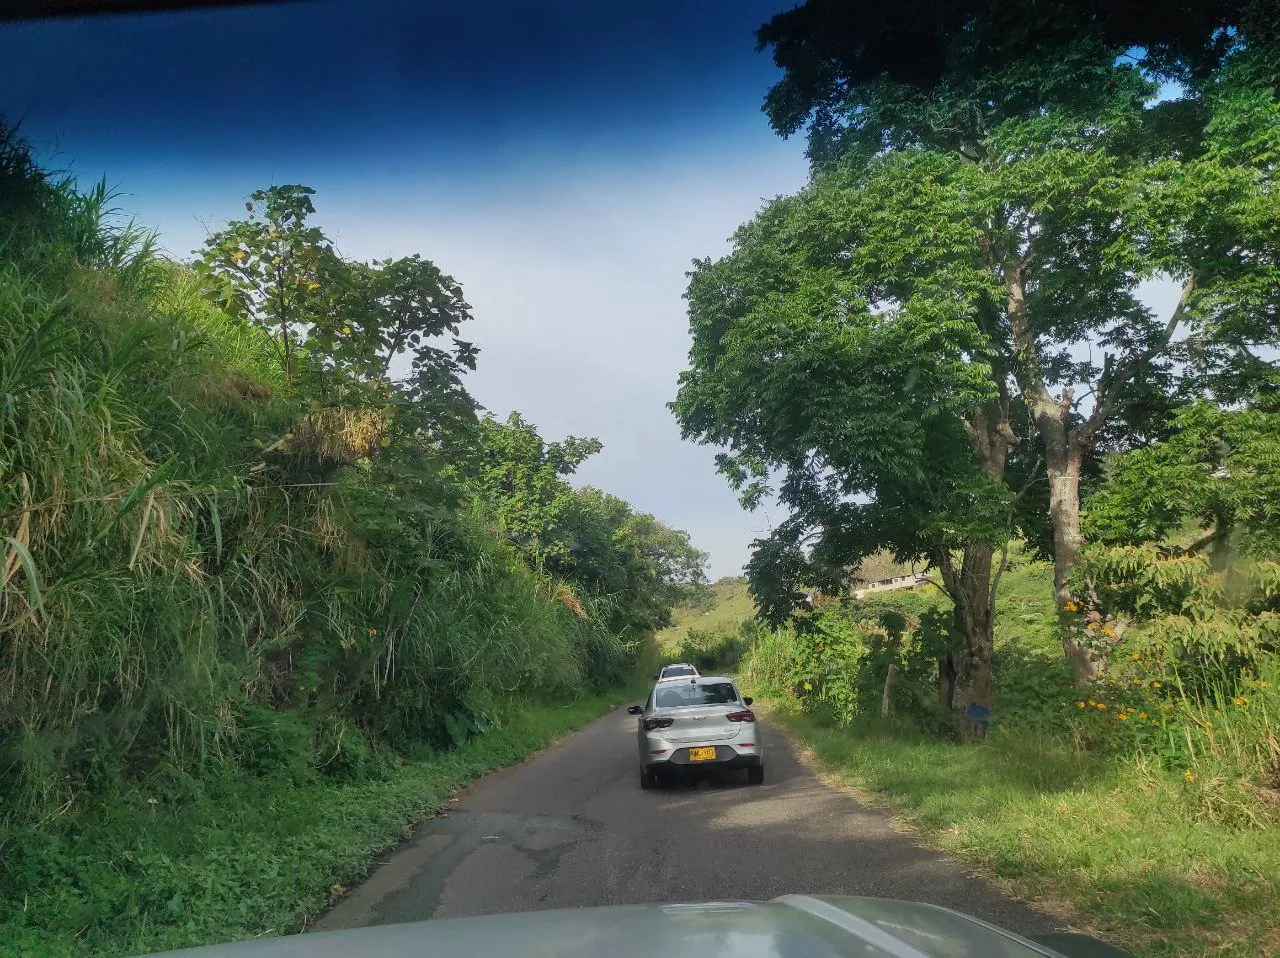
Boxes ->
[3,685,644,958]
[758,698,1279,958]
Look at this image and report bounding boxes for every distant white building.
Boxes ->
[852,572,928,599]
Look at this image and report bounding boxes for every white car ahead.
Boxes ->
[656,662,699,681]
[627,676,763,788]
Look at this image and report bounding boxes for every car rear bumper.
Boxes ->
[644,745,762,771]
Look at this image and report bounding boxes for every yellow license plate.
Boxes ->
[688,747,717,762]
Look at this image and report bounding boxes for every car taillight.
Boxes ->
[726,709,755,723]
[643,717,674,731]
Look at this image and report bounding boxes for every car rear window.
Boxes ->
[661,665,695,677]
[654,682,737,709]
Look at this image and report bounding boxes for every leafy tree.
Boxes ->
[673,182,1014,716]
[454,412,602,563]
[1085,399,1280,561]
[1075,544,1280,697]
[559,488,708,634]
[197,185,479,423]
[196,185,336,385]
[757,0,1271,163]
[453,414,707,635]
[739,8,1280,678]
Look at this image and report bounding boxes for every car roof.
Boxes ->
[142,895,1064,958]
[653,675,732,688]
[656,665,699,682]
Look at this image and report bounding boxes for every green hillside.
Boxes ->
[655,576,755,652]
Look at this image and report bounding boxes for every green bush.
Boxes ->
[666,616,770,673]
[741,590,955,728]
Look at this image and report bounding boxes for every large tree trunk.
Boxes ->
[1033,405,1086,603]
[936,542,997,740]
[1005,261,1195,687]
[938,654,956,710]
[1007,267,1097,681]
[1031,395,1101,682]
[1047,444,1101,682]
[936,397,1012,738]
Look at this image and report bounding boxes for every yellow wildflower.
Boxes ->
[1076,701,1086,708]
[1259,680,1269,689]
[1152,681,1162,688]
[803,681,813,691]
[1233,696,1247,707]
[1131,653,1140,661]
[1139,712,1148,719]
[1119,714,1128,721]
[1133,679,1143,685]
[1185,770,1195,782]
[1096,702,1107,710]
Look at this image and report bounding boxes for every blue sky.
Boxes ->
[0,0,808,578]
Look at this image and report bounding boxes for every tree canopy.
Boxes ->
[678,6,1280,704]
[453,412,707,636]
[757,0,1272,163]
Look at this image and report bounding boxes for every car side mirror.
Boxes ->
[742,697,753,706]
[626,705,643,715]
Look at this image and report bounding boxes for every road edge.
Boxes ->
[758,701,1101,938]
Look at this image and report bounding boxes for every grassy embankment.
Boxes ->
[738,559,1280,957]
[7,686,643,958]
[0,134,662,956]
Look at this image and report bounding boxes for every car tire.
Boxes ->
[747,766,765,785]
[640,768,655,790]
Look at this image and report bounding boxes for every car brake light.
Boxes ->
[643,717,674,731]
[726,710,755,723]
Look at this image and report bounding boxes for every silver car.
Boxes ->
[142,895,1131,957]
[627,676,763,788]
[141,895,1131,958]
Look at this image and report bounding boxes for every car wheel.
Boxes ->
[640,768,654,790]
[747,765,765,785]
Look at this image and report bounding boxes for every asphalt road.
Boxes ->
[312,707,1056,938]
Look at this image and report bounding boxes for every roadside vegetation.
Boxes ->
[0,130,701,956]
[676,3,1280,954]
[741,555,1279,956]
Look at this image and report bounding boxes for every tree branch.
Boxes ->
[1075,270,1198,449]
[1180,525,1229,556]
